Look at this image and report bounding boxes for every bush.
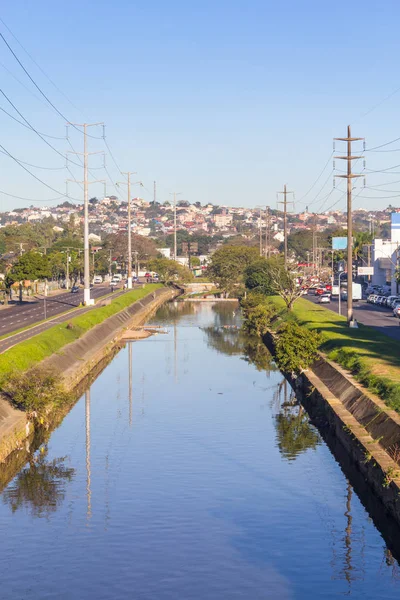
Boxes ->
[241,292,277,336]
[2,367,70,417]
[275,322,321,375]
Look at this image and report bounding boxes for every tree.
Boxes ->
[353,231,372,264]
[287,230,313,262]
[7,251,51,284]
[208,245,259,294]
[147,257,193,283]
[275,322,321,375]
[266,261,305,311]
[245,258,276,294]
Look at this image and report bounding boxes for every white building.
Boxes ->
[157,247,171,259]
[372,213,400,294]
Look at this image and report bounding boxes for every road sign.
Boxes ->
[358,267,374,276]
[332,237,347,250]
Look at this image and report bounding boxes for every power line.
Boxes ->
[0,87,84,167]
[0,104,65,140]
[296,152,334,204]
[0,30,101,139]
[0,149,64,170]
[0,141,80,201]
[0,17,84,117]
[0,189,65,203]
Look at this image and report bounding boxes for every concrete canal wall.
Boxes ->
[0,286,179,463]
[265,331,400,526]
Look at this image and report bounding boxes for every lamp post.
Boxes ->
[338,271,346,317]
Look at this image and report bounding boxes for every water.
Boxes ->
[0,301,400,599]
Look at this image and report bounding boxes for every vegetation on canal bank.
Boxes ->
[268,296,400,412]
[241,292,320,374]
[0,284,162,393]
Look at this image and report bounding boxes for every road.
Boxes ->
[307,293,400,341]
[0,287,128,354]
[0,284,119,337]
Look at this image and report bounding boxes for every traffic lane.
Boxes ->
[0,289,128,354]
[307,294,400,341]
[0,284,114,336]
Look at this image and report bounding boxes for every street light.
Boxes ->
[338,271,346,318]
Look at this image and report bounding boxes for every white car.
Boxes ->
[93,275,103,284]
[319,294,331,304]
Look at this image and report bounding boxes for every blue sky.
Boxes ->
[1,0,400,212]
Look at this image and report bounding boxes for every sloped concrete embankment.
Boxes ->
[0,286,178,463]
[264,331,400,526]
[43,286,178,391]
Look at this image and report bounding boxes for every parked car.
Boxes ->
[367,294,377,303]
[93,275,103,284]
[393,304,400,318]
[71,285,80,293]
[387,296,400,308]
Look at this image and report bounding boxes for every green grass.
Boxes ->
[268,296,400,410]
[0,284,162,384]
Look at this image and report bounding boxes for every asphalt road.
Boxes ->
[0,287,129,354]
[307,293,400,341]
[0,284,119,337]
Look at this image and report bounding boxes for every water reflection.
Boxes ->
[273,379,320,461]
[2,445,75,518]
[85,388,91,521]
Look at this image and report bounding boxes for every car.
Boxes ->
[93,275,103,284]
[319,293,331,304]
[367,294,377,303]
[315,287,325,296]
[71,285,80,293]
[389,296,400,308]
[393,304,400,318]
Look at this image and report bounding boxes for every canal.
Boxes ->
[1,301,400,599]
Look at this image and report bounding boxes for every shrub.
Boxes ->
[241,292,277,336]
[2,367,71,417]
[275,322,321,375]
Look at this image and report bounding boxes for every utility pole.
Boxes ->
[363,243,373,283]
[277,185,294,267]
[66,122,104,305]
[153,180,157,205]
[117,172,140,289]
[170,192,181,260]
[265,206,270,259]
[259,207,263,256]
[334,126,364,326]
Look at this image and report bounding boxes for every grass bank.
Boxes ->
[0,284,162,384]
[268,296,400,411]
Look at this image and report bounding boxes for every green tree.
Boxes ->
[148,257,193,283]
[7,251,51,284]
[245,258,276,294]
[275,322,321,375]
[208,245,259,294]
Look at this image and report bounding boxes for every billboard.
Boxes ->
[392,212,400,244]
[358,267,374,276]
[332,237,347,250]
